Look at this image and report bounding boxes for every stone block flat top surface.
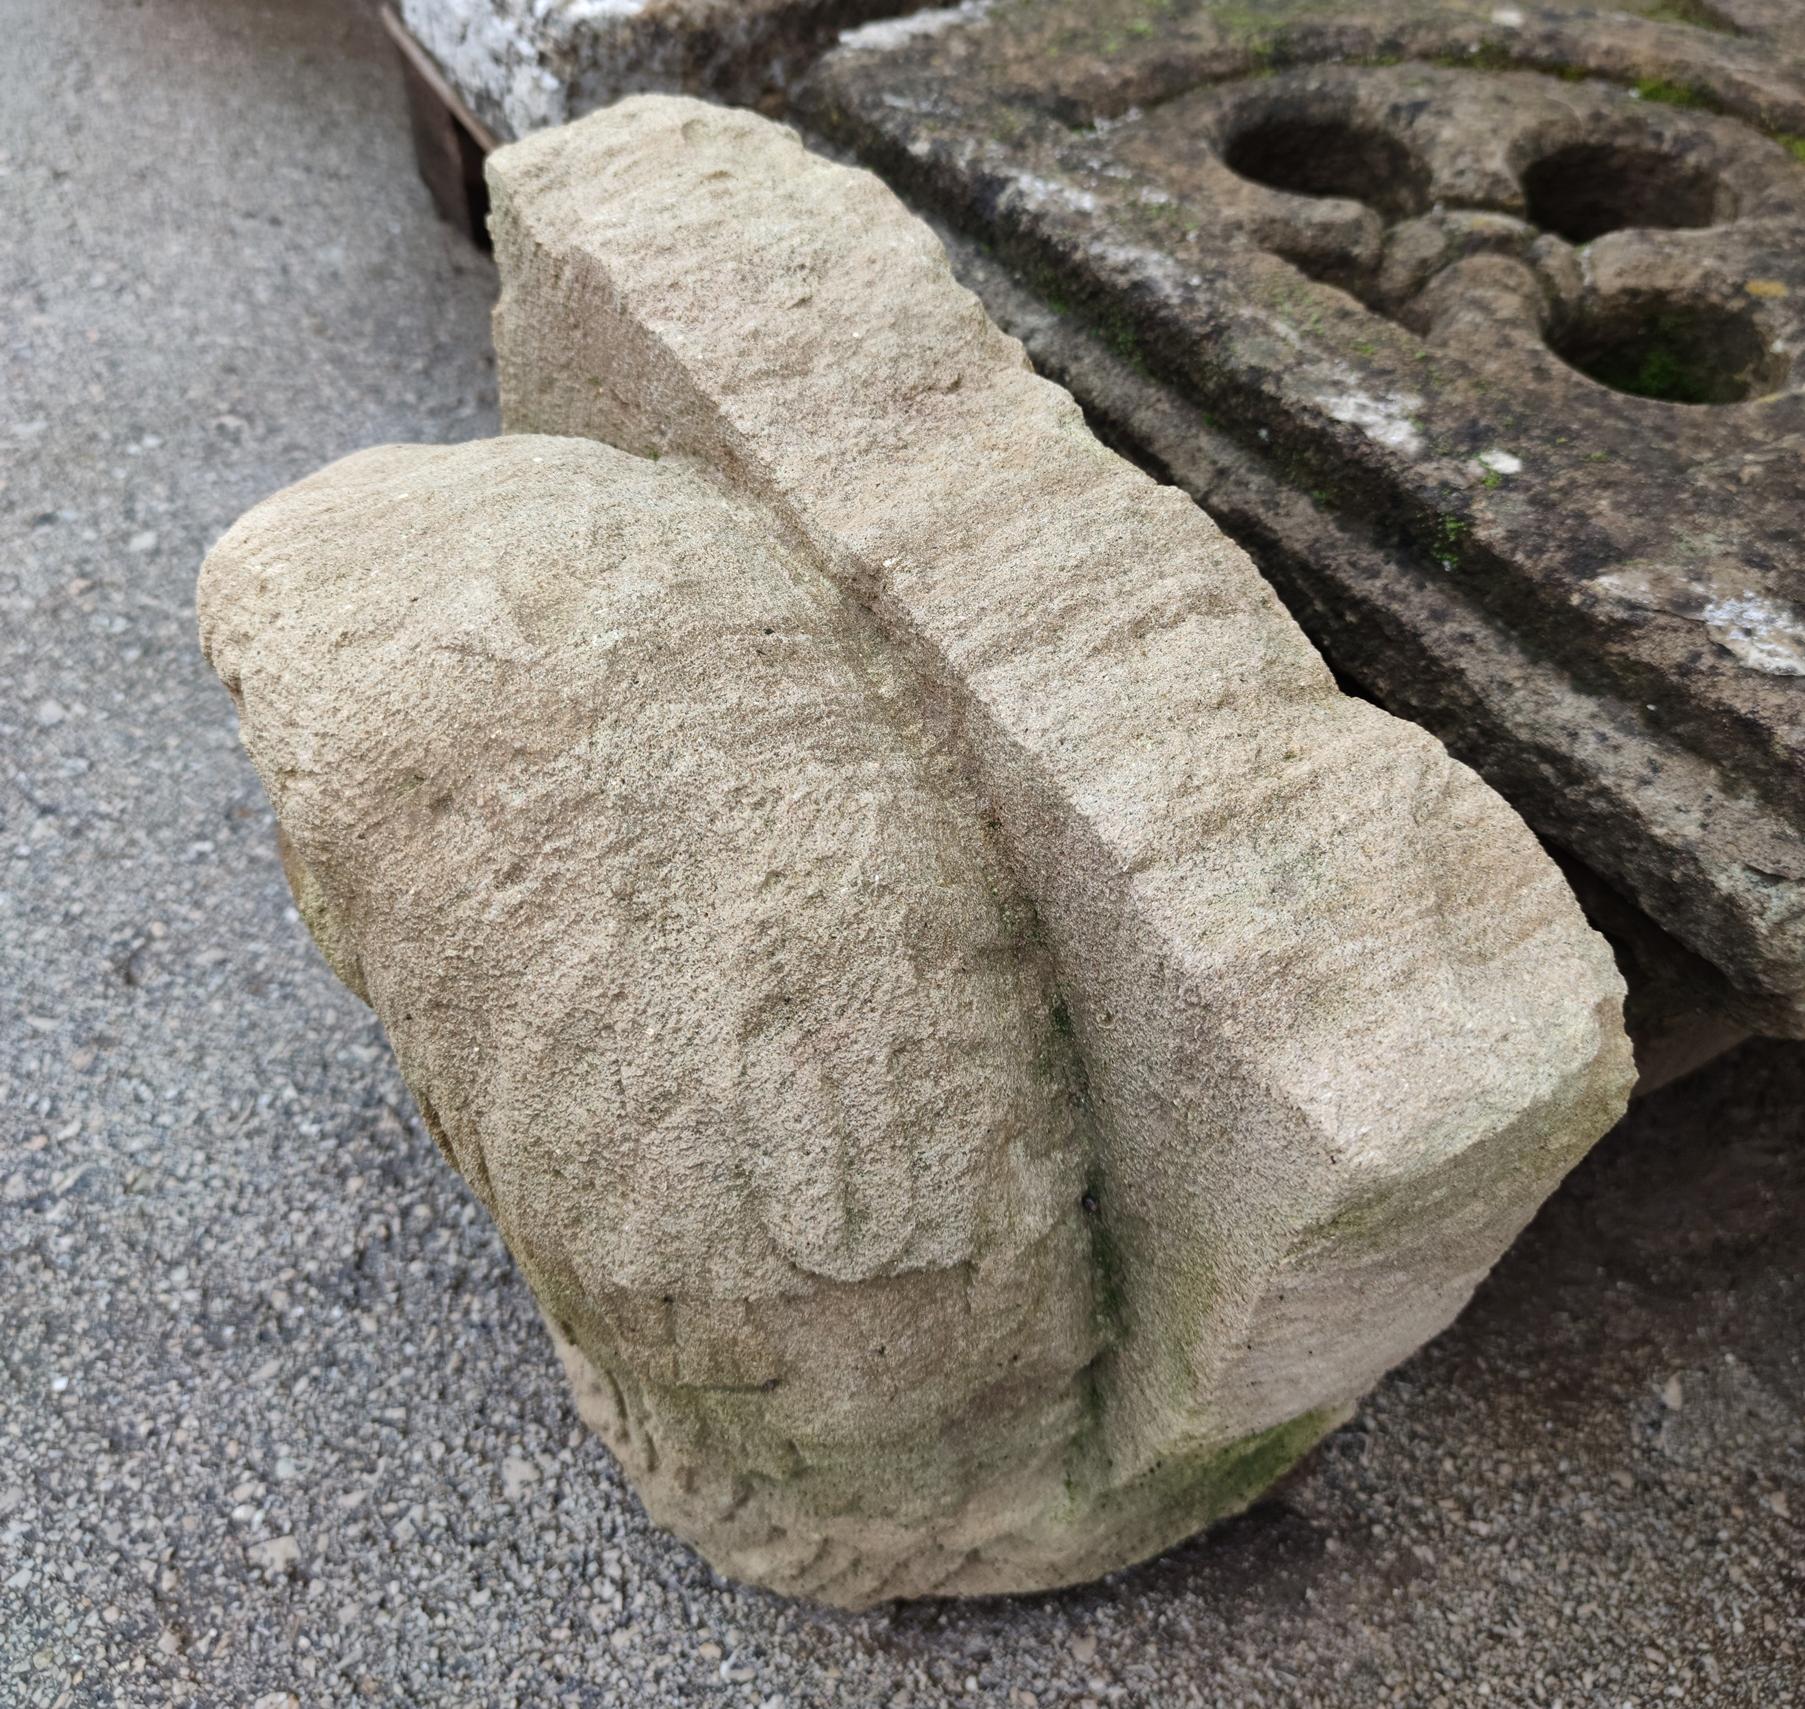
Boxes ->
[199,96,1628,1604]
[803,0,1805,1033]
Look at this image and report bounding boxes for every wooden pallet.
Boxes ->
[380,6,498,246]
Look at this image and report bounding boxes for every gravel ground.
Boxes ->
[2,1,1801,1704]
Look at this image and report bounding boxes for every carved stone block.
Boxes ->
[198,98,1632,1604]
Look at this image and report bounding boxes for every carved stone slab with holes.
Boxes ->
[802,0,1805,1039]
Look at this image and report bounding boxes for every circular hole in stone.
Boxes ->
[1550,297,1786,403]
[1223,115,1431,222]
[1520,141,1726,243]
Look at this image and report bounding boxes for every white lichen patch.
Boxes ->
[1005,172,1099,217]
[401,0,573,135]
[1595,563,1805,678]
[1476,448,1522,476]
[1317,386,1425,458]
[1703,594,1805,676]
[839,0,993,53]
[1090,105,1145,137]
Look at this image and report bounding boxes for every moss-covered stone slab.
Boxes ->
[197,97,1632,1605]
[396,0,944,138]
[803,0,1805,1035]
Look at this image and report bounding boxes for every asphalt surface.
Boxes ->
[2,1,1800,1705]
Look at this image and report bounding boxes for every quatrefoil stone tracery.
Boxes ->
[1105,62,1804,398]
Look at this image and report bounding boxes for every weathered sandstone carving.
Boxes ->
[801,0,1805,1036]
[199,97,1632,1605]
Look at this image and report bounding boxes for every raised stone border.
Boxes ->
[395,0,945,141]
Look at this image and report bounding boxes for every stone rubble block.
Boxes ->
[198,96,1633,1606]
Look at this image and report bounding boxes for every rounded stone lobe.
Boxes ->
[199,435,1102,1600]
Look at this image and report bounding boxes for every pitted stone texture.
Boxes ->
[478,97,1627,1599]
[396,0,937,139]
[200,433,1113,1603]
[802,0,1805,1036]
[200,98,1630,1607]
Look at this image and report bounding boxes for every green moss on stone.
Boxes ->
[1099,307,1151,374]
[1111,1405,1343,1537]
[1571,309,1756,404]
[1082,1174,1129,1339]
[1431,511,1470,569]
[1633,76,1716,110]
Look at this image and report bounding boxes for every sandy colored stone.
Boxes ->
[198,97,1632,1607]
